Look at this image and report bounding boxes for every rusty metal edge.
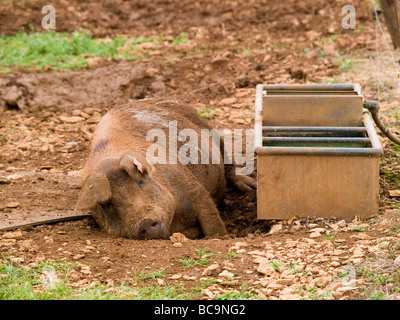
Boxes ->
[255,114,382,157]
[261,83,361,93]
[262,126,367,133]
[254,84,264,151]
[262,137,371,143]
[0,214,92,232]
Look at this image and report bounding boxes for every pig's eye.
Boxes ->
[137,179,144,189]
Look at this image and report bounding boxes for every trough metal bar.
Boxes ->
[261,83,361,92]
[255,145,381,156]
[262,126,367,133]
[262,137,371,143]
[255,114,382,157]
[363,111,383,154]
[265,91,359,95]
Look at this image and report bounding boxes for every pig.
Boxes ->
[75,98,255,239]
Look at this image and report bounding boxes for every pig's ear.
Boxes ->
[75,173,111,213]
[119,153,154,177]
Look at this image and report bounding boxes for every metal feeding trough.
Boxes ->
[254,84,383,221]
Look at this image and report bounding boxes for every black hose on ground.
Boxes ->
[363,99,400,145]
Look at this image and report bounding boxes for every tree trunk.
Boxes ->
[380,0,400,48]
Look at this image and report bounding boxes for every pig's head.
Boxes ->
[75,152,175,239]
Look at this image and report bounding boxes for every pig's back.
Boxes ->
[110,99,226,201]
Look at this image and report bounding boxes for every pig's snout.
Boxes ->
[137,218,165,239]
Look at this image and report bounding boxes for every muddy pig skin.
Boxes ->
[75,98,255,239]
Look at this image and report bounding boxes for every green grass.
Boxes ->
[356,264,400,300]
[321,232,337,241]
[268,260,285,271]
[287,263,309,275]
[0,258,190,300]
[296,286,333,300]
[215,285,259,300]
[197,108,215,119]
[132,268,167,281]
[0,30,156,72]
[339,58,353,72]
[215,291,258,300]
[172,32,188,46]
[370,290,383,300]
[223,250,238,259]
[351,227,365,232]
[178,248,215,269]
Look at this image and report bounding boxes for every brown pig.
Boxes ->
[75,98,255,239]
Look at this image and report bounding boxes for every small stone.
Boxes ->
[275,278,294,286]
[309,231,321,238]
[258,277,272,287]
[78,264,91,275]
[230,242,248,250]
[337,286,358,293]
[0,239,16,246]
[11,257,24,263]
[170,232,188,243]
[220,97,237,105]
[6,202,19,208]
[350,233,370,240]
[351,248,364,258]
[170,274,182,280]
[59,115,85,123]
[222,261,234,269]
[87,113,102,124]
[305,30,319,41]
[44,236,54,243]
[267,281,284,290]
[218,270,235,279]
[325,282,342,291]
[294,264,305,272]
[6,174,23,181]
[351,258,364,265]
[257,262,276,276]
[388,190,400,197]
[329,224,340,231]
[337,220,346,227]
[314,276,332,287]
[73,254,85,260]
[308,228,326,234]
[2,230,23,239]
[269,223,283,234]
[248,250,267,257]
[173,242,183,248]
[145,68,159,77]
[202,263,221,276]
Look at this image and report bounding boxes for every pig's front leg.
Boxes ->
[196,196,227,237]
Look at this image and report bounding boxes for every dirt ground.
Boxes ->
[1,0,400,300]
